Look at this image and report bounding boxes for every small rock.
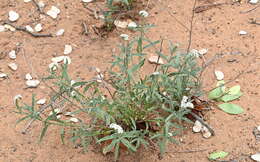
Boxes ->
[25,25,34,32]
[64,45,72,55]
[8,50,16,59]
[64,112,74,116]
[239,30,247,35]
[56,29,64,36]
[214,70,224,80]
[139,10,149,17]
[47,10,58,19]
[38,1,45,8]
[51,6,60,14]
[198,48,208,55]
[37,98,46,105]
[26,79,40,88]
[0,25,6,32]
[25,73,33,80]
[4,24,16,32]
[8,63,18,71]
[251,153,260,162]
[201,126,212,138]
[70,117,79,123]
[193,120,203,133]
[82,0,93,2]
[24,0,31,2]
[9,11,20,22]
[114,20,128,28]
[34,24,42,32]
[51,56,65,63]
[249,0,259,4]
[148,55,164,65]
[0,73,7,78]
[128,21,137,28]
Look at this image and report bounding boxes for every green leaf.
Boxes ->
[209,151,228,160]
[102,139,117,155]
[218,103,244,114]
[228,85,240,95]
[208,87,224,100]
[120,138,137,152]
[221,92,243,102]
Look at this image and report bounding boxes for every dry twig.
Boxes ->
[186,0,197,53]
[240,4,260,14]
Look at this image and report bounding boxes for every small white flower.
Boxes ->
[34,23,43,32]
[70,91,76,97]
[139,10,149,17]
[9,11,20,22]
[49,62,59,70]
[128,21,137,28]
[120,34,129,41]
[26,79,40,88]
[180,96,194,109]
[214,70,224,80]
[168,132,173,137]
[63,56,71,64]
[109,123,124,133]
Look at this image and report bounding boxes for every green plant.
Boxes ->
[15,24,203,161]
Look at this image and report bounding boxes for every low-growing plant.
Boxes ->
[15,24,203,161]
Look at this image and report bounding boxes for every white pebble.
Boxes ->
[37,98,46,105]
[114,20,128,28]
[192,120,203,133]
[251,153,260,161]
[148,55,164,65]
[9,11,20,22]
[214,70,224,80]
[201,126,212,138]
[0,25,6,32]
[25,73,33,80]
[4,24,16,32]
[34,24,42,32]
[120,34,129,40]
[24,0,31,2]
[139,10,149,17]
[26,79,40,88]
[51,6,60,14]
[47,10,58,19]
[64,45,72,55]
[249,0,259,4]
[0,73,7,78]
[128,21,137,28]
[56,29,65,36]
[239,30,247,35]
[198,48,208,55]
[8,50,16,59]
[38,1,45,8]
[25,25,34,32]
[8,63,18,71]
[70,117,79,123]
[82,0,93,2]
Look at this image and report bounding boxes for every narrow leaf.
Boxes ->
[209,151,228,160]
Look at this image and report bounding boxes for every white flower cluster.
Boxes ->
[180,96,194,109]
[109,123,124,134]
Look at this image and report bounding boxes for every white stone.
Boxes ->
[198,48,208,55]
[120,34,129,40]
[8,63,18,71]
[25,25,34,32]
[26,79,40,88]
[9,11,20,22]
[239,30,247,35]
[201,126,212,138]
[38,1,45,8]
[25,73,33,80]
[64,45,72,55]
[128,21,137,28]
[70,117,79,123]
[251,153,260,161]
[47,10,58,19]
[257,126,260,131]
[51,6,60,14]
[8,50,16,59]
[56,29,64,36]
[37,98,46,105]
[192,120,203,133]
[82,0,93,2]
[214,70,224,80]
[0,25,6,32]
[24,0,31,2]
[148,55,164,65]
[249,0,259,4]
[139,10,149,17]
[51,56,65,63]
[34,23,42,32]
[64,112,74,116]
[63,56,71,64]
[0,73,7,78]
[114,20,128,28]
[4,24,16,32]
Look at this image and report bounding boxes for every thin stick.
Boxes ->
[189,111,215,136]
[154,38,164,72]
[31,0,44,14]
[170,148,208,153]
[186,0,197,53]
[240,4,260,14]
[81,21,89,35]
[3,21,53,38]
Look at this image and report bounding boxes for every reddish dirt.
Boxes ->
[0,0,259,162]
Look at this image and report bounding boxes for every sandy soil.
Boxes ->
[0,0,259,162]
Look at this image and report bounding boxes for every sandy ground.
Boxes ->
[0,0,259,161]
